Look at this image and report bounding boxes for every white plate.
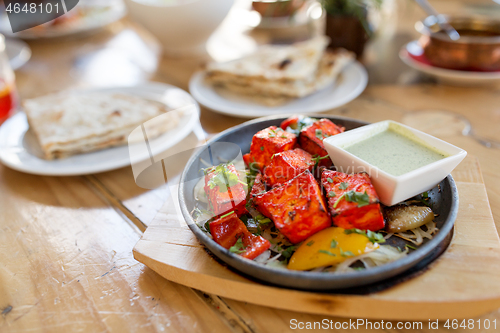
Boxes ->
[5,38,31,70]
[0,83,200,176]
[400,41,500,85]
[189,61,368,118]
[0,1,126,39]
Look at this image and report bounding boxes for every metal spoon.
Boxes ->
[415,0,460,40]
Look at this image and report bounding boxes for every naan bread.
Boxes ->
[208,49,354,103]
[206,36,330,81]
[205,37,355,104]
[23,92,180,159]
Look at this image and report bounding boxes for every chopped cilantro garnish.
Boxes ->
[255,214,271,224]
[285,116,317,135]
[229,237,246,254]
[315,129,324,140]
[333,190,370,209]
[260,146,264,151]
[328,191,336,198]
[312,154,330,167]
[366,230,385,243]
[406,244,417,250]
[206,164,246,192]
[282,246,296,259]
[204,220,211,234]
[240,215,249,226]
[339,248,354,257]
[280,134,287,138]
[327,177,333,183]
[306,240,315,246]
[330,239,337,249]
[339,182,349,190]
[254,225,262,236]
[344,229,385,244]
[220,211,235,219]
[318,249,336,256]
[422,191,429,199]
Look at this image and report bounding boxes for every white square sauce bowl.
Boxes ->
[323,120,467,206]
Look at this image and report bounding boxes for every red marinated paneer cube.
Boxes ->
[209,212,271,260]
[280,116,301,131]
[264,148,314,187]
[253,170,331,244]
[249,126,297,171]
[204,164,247,217]
[243,153,252,168]
[210,212,247,249]
[280,115,317,134]
[321,170,385,231]
[299,119,345,167]
[246,173,267,211]
[250,173,266,198]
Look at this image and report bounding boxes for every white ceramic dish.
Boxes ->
[400,41,500,85]
[124,0,234,55]
[323,120,467,206]
[5,38,31,70]
[189,61,368,118]
[0,1,126,39]
[256,1,323,29]
[0,83,199,176]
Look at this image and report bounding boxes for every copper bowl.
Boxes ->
[416,16,500,71]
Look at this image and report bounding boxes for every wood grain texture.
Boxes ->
[133,156,500,320]
[4,0,500,331]
[0,167,239,333]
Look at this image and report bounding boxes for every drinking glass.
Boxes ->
[0,34,16,124]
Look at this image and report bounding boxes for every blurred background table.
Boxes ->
[1,0,500,332]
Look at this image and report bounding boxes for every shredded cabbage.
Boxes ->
[394,221,438,245]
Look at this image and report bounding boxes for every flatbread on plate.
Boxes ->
[23,92,180,159]
[205,37,355,105]
[206,36,330,81]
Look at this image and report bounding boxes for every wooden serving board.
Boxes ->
[133,156,500,320]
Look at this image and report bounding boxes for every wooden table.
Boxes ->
[2,1,500,332]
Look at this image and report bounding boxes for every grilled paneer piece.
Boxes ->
[204,164,247,217]
[243,153,253,168]
[299,119,344,167]
[253,170,331,244]
[249,126,297,171]
[321,170,384,231]
[264,148,314,187]
[250,173,266,197]
[280,115,317,135]
[209,212,271,260]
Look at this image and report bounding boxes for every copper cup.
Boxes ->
[415,15,500,71]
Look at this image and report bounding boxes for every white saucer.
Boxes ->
[0,83,200,176]
[400,41,500,85]
[189,61,368,118]
[5,38,31,70]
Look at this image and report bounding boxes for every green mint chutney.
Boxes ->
[344,128,448,176]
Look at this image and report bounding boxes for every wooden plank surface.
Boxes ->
[133,156,500,320]
[3,0,500,331]
[0,167,242,333]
